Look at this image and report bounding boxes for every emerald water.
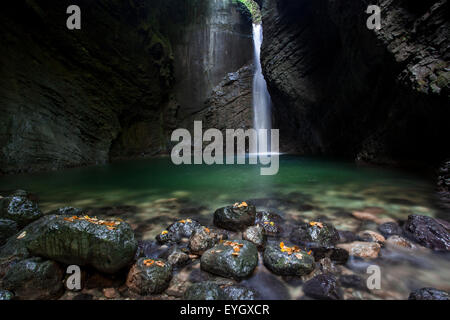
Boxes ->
[1,155,449,299]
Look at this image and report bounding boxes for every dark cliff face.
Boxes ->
[0,0,253,173]
[260,0,449,165]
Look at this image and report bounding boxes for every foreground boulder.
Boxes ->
[156,218,202,244]
[303,274,342,300]
[403,215,450,251]
[0,196,43,228]
[213,203,256,231]
[201,240,258,279]
[3,215,137,274]
[126,258,172,295]
[0,219,18,246]
[408,288,449,300]
[263,242,315,276]
[290,221,340,248]
[1,257,63,299]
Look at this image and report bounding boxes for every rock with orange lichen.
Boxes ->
[213,203,256,231]
[156,218,202,244]
[290,221,340,248]
[126,258,172,295]
[263,242,315,276]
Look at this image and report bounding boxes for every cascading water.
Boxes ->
[252,23,272,152]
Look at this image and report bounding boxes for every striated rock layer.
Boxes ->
[259,0,449,165]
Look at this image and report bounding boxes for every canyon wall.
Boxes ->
[259,0,449,165]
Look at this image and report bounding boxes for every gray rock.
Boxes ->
[255,211,283,236]
[303,274,342,300]
[1,257,63,299]
[126,258,172,295]
[189,227,227,255]
[167,249,189,267]
[156,219,202,244]
[0,219,18,246]
[290,221,340,248]
[222,285,257,300]
[214,204,256,231]
[263,242,315,276]
[47,207,84,216]
[403,215,450,251]
[0,290,14,300]
[243,225,265,248]
[408,287,449,300]
[0,196,43,228]
[378,222,403,237]
[201,240,258,279]
[183,281,226,300]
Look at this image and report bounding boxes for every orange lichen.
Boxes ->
[233,202,248,208]
[62,215,120,230]
[309,221,324,228]
[280,242,301,255]
[161,230,168,235]
[204,227,210,233]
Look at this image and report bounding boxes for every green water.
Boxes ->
[0,155,449,299]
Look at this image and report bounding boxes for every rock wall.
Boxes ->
[260,0,449,165]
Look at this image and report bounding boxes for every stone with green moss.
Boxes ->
[263,242,315,276]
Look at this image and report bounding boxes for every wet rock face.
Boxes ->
[408,287,449,300]
[0,219,18,246]
[189,227,227,255]
[201,240,258,279]
[214,205,256,231]
[403,215,450,251]
[156,219,202,244]
[378,222,403,238]
[260,0,449,163]
[0,196,43,228]
[303,274,342,300]
[263,242,315,277]
[0,290,14,300]
[243,225,265,248]
[126,258,172,295]
[1,257,63,300]
[12,215,137,274]
[290,222,340,248]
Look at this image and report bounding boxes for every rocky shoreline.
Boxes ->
[0,190,449,300]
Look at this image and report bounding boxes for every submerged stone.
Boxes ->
[201,240,258,279]
[1,257,63,299]
[263,242,315,277]
[403,215,450,251]
[213,204,256,231]
[0,196,43,228]
[126,258,172,295]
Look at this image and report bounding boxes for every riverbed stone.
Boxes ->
[0,196,43,228]
[167,248,189,267]
[255,211,283,236]
[385,235,417,249]
[183,281,226,300]
[201,240,258,279]
[189,227,226,255]
[378,222,402,237]
[223,285,257,300]
[337,241,381,259]
[126,258,172,295]
[243,225,265,248]
[408,287,449,300]
[303,274,342,300]
[263,242,315,277]
[0,219,18,246]
[403,215,450,251]
[4,214,137,274]
[156,218,202,244]
[0,290,14,300]
[357,230,385,244]
[213,204,256,231]
[1,257,63,299]
[290,221,340,248]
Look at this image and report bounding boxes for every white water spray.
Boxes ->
[252,23,272,153]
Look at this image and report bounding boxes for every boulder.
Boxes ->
[337,241,381,259]
[378,222,402,237]
[2,214,137,274]
[255,211,283,236]
[0,219,18,246]
[0,196,43,228]
[183,281,226,300]
[408,287,449,300]
[303,274,342,300]
[403,215,450,251]
[189,227,226,255]
[0,290,14,300]
[1,257,63,299]
[263,242,315,277]
[201,240,258,279]
[156,218,202,244]
[243,225,265,248]
[213,204,256,231]
[290,221,340,248]
[126,258,172,295]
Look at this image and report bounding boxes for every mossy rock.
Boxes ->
[1,257,63,300]
[126,258,172,295]
[0,196,43,228]
[263,242,315,277]
[213,205,256,231]
[201,240,258,279]
[1,215,138,274]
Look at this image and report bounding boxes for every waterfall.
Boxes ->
[252,23,272,152]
